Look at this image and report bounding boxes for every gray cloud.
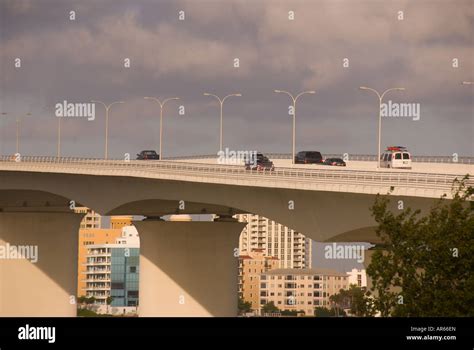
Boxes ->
[0,0,472,158]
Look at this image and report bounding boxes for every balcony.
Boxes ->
[88,251,111,257]
[85,269,110,274]
[84,278,111,282]
[85,261,110,266]
[86,285,110,291]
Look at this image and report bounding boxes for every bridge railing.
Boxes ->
[163,153,474,164]
[1,155,472,191]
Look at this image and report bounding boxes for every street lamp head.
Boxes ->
[234,93,242,97]
[117,101,125,104]
[395,88,405,91]
[307,91,316,94]
[274,90,282,93]
[462,81,473,85]
[144,97,152,100]
[203,93,211,96]
[359,86,369,90]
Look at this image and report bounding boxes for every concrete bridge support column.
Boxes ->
[0,211,83,316]
[135,219,245,317]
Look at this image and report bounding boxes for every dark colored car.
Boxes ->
[245,153,275,171]
[323,158,346,166]
[294,151,323,164]
[136,150,160,160]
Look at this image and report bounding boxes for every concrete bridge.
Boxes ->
[0,155,472,317]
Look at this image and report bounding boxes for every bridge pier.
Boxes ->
[0,211,83,316]
[135,219,245,317]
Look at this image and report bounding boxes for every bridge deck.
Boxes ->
[176,157,473,175]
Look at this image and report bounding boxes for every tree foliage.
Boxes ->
[368,176,474,316]
[261,301,279,314]
[238,298,252,314]
[329,285,376,317]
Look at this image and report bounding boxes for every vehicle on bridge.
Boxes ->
[136,150,160,160]
[245,152,275,171]
[323,157,346,166]
[294,151,323,164]
[381,146,412,169]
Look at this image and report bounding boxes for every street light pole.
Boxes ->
[143,97,180,160]
[0,112,7,154]
[16,117,20,154]
[359,86,405,168]
[13,113,32,155]
[203,93,242,152]
[274,89,315,164]
[57,117,61,158]
[91,100,124,159]
[0,112,31,155]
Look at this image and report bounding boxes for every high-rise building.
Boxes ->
[75,207,102,229]
[111,216,133,229]
[259,268,349,316]
[76,209,136,297]
[238,249,279,309]
[77,227,123,296]
[235,214,312,269]
[84,226,140,315]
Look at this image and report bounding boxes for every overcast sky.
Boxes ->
[0,0,473,158]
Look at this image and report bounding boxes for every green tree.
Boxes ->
[106,296,114,314]
[261,301,279,314]
[238,298,252,314]
[85,296,96,310]
[330,285,376,317]
[315,307,335,317]
[77,295,87,310]
[368,176,474,316]
[280,309,298,316]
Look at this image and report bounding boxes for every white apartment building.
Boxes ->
[346,268,367,288]
[235,214,312,269]
[84,226,140,314]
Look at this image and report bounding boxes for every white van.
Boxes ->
[381,146,412,169]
